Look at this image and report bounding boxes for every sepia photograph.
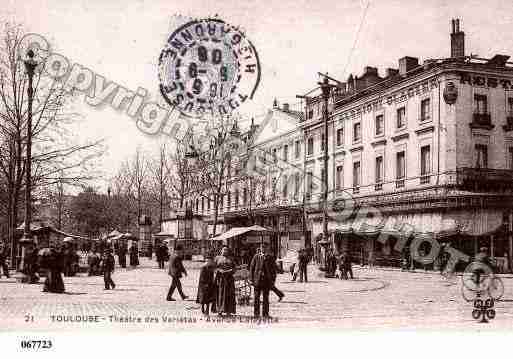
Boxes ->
[1,0,513,355]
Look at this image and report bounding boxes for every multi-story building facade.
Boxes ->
[303,19,513,269]
[170,19,513,270]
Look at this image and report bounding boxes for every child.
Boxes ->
[196,253,217,315]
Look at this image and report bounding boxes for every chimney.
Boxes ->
[399,56,419,76]
[386,68,399,77]
[450,18,465,58]
[364,66,378,76]
[282,103,290,112]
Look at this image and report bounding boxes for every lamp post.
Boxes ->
[19,50,38,274]
[317,77,336,264]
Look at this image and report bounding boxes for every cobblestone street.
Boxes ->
[1,259,513,331]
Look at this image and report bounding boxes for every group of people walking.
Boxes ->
[167,243,283,318]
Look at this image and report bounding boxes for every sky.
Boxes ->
[2,0,513,189]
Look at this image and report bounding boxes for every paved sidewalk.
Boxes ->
[1,259,512,331]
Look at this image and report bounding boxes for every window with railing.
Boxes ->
[420,145,431,184]
[509,147,513,170]
[306,171,313,200]
[307,137,314,155]
[282,175,288,198]
[397,107,406,129]
[420,98,431,122]
[375,156,383,190]
[475,144,488,168]
[396,151,405,188]
[353,122,362,143]
[283,144,288,162]
[336,128,344,146]
[336,165,343,190]
[295,140,301,158]
[375,114,384,136]
[353,161,361,193]
[506,98,513,129]
[294,172,300,198]
[472,94,492,128]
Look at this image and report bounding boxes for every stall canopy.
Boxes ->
[16,222,89,241]
[211,225,269,242]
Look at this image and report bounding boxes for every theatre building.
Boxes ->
[303,19,513,271]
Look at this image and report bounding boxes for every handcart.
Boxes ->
[234,265,252,306]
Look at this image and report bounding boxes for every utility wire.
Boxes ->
[342,0,372,78]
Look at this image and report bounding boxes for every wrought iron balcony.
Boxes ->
[455,167,513,191]
[470,113,494,130]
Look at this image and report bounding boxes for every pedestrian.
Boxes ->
[157,243,168,269]
[337,253,347,280]
[196,252,217,315]
[166,245,189,301]
[249,243,277,318]
[129,245,139,268]
[0,242,10,279]
[299,249,309,282]
[291,250,301,281]
[342,252,354,279]
[148,243,153,259]
[269,253,284,301]
[214,246,236,316]
[118,243,127,268]
[102,248,116,290]
[24,243,40,283]
[87,249,96,276]
[42,244,65,293]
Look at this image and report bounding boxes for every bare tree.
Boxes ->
[190,116,240,237]
[0,24,104,263]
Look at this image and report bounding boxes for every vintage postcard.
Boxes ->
[1,1,513,349]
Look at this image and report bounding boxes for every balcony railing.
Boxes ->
[396,179,405,188]
[420,175,430,185]
[455,167,513,191]
[470,113,494,130]
[375,183,383,191]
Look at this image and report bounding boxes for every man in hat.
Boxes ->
[167,245,188,301]
[0,242,10,278]
[102,248,116,290]
[249,243,277,318]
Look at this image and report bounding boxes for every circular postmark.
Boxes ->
[158,18,260,119]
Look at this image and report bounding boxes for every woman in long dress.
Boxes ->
[129,245,139,267]
[214,246,236,316]
[42,246,65,293]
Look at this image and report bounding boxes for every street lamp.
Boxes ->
[19,50,38,275]
[317,76,337,269]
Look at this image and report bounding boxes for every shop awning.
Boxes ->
[326,208,503,238]
[211,225,270,242]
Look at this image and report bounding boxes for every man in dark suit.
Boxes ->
[167,245,188,301]
[102,248,116,290]
[250,243,277,318]
[298,249,309,282]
